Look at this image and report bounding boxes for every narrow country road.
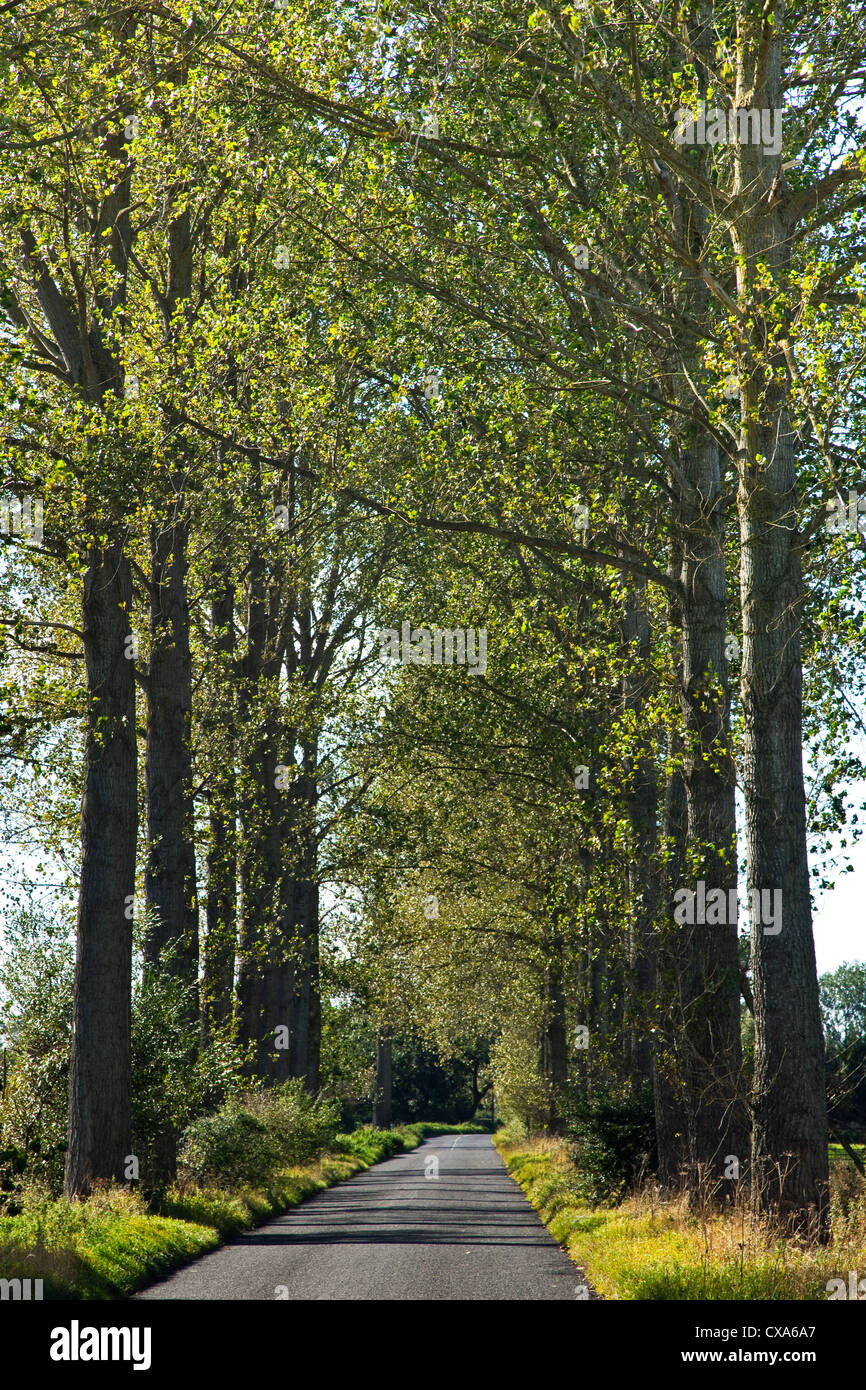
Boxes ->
[134,1135,594,1301]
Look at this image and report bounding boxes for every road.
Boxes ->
[134,1134,595,1301]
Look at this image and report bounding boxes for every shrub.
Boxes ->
[178,1101,278,1188]
[244,1079,340,1166]
[130,942,250,1193]
[404,1120,490,1138]
[567,1087,656,1204]
[131,971,245,1193]
[495,1115,529,1145]
[177,1082,341,1188]
[0,908,73,1202]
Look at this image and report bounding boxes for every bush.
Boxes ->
[0,909,73,1203]
[177,1081,341,1188]
[495,1115,529,1145]
[178,1101,278,1188]
[243,1079,340,1166]
[568,1087,656,1204]
[131,968,249,1193]
[403,1120,490,1138]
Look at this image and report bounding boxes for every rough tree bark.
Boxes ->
[651,26,748,1186]
[143,514,198,1000]
[540,924,569,1134]
[621,583,657,1094]
[236,537,284,1078]
[40,103,139,1199]
[202,582,237,1039]
[143,207,198,1006]
[675,422,749,1192]
[653,726,690,1189]
[733,6,828,1235]
[372,1029,393,1129]
[236,724,284,1079]
[65,542,137,1197]
[275,730,321,1091]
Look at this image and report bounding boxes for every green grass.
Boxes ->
[495,1135,866,1301]
[0,1187,218,1298]
[156,1155,362,1237]
[829,1142,865,1166]
[0,1121,484,1298]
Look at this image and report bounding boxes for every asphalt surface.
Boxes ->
[134,1134,594,1301]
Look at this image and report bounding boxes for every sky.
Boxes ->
[812,800,866,973]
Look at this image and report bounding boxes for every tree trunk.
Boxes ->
[203,794,237,1036]
[280,736,321,1091]
[143,515,198,1002]
[236,732,282,1079]
[540,925,569,1134]
[739,394,828,1232]
[202,583,237,1040]
[677,427,749,1194]
[621,583,657,1093]
[373,1030,393,1128]
[733,12,828,1236]
[235,542,285,1080]
[653,726,690,1189]
[65,542,137,1198]
[279,875,321,1090]
[654,39,748,1189]
[143,201,198,1003]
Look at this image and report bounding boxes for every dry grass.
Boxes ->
[496,1135,866,1300]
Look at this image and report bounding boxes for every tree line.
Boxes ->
[1,0,865,1238]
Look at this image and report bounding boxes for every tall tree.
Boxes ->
[0,7,142,1195]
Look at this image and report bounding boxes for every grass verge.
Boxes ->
[494,1134,866,1300]
[0,1120,485,1298]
